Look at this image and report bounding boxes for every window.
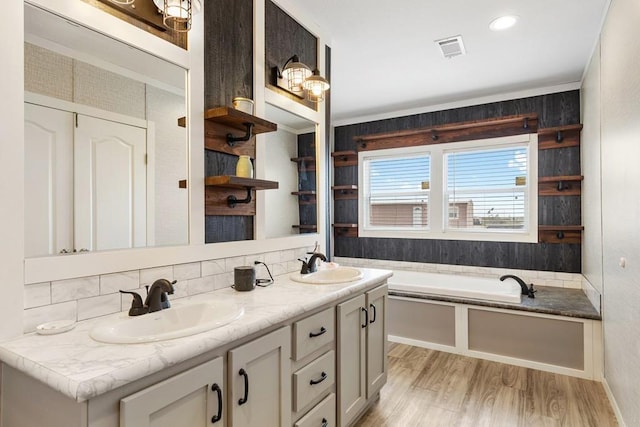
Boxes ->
[358,134,538,242]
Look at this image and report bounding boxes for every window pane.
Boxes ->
[445,146,527,231]
[367,154,430,228]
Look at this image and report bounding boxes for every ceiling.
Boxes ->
[297,0,610,124]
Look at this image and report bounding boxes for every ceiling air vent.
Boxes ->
[435,35,466,59]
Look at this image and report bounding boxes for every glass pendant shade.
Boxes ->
[283,58,312,92]
[303,70,330,102]
[153,0,193,32]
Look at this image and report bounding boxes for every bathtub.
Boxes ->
[387,270,522,303]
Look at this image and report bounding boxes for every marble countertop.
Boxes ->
[0,268,392,403]
[390,285,601,320]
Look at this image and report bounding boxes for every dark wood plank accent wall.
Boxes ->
[265,1,317,108]
[333,90,582,272]
[296,133,317,232]
[204,0,254,243]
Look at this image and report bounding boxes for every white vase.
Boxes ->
[236,155,253,178]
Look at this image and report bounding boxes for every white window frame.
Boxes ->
[358,133,538,243]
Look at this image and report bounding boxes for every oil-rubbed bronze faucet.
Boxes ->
[120,279,176,316]
[500,274,537,298]
[298,252,327,274]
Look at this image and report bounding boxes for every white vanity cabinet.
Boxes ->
[228,326,292,427]
[120,357,224,427]
[337,285,388,426]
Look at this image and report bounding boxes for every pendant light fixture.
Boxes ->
[108,0,135,4]
[302,69,330,102]
[281,55,313,92]
[152,0,201,32]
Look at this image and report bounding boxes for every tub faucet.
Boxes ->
[500,274,537,298]
[298,252,327,274]
[145,279,176,312]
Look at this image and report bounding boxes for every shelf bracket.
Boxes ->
[227,187,253,207]
[227,123,254,146]
[556,131,564,143]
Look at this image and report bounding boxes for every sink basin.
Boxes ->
[90,300,244,344]
[290,267,364,284]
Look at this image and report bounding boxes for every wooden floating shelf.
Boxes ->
[538,225,584,244]
[333,223,358,238]
[538,124,582,150]
[291,191,316,205]
[204,107,277,157]
[354,114,539,151]
[204,175,278,215]
[290,156,316,171]
[291,224,318,233]
[331,151,358,167]
[332,185,358,200]
[538,175,583,196]
[204,175,278,190]
[204,107,277,135]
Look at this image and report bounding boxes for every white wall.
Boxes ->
[582,0,640,424]
[264,129,299,238]
[581,41,603,294]
[0,0,25,339]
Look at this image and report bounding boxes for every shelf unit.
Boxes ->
[332,185,357,200]
[291,190,316,205]
[331,151,357,167]
[292,224,317,233]
[538,225,584,244]
[538,175,583,196]
[203,107,278,217]
[290,156,316,172]
[333,223,358,238]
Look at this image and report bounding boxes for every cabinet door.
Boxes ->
[228,326,291,427]
[366,285,388,398]
[120,357,224,427]
[337,294,366,427]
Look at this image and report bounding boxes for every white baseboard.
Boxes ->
[602,377,626,427]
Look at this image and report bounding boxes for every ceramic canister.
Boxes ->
[234,266,256,291]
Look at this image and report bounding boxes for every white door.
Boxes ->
[74,114,147,251]
[24,103,74,257]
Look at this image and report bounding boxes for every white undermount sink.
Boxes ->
[290,267,364,284]
[90,300,244,344]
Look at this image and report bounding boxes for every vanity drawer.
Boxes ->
[295,393,336,427]
[293,350,335,412]
[293,307,335,360]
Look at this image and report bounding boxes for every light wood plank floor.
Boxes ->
[355,343,617,427]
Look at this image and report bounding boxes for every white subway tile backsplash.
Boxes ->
[173,262,201,281]
[225,256,247,272]
[100,271,139,295]
[187,276,216,295]
[201,259,225,277]
[24,282,51,309]
[140,266,174,285]
[22,246,309,328]
[51,276,100,303]
[78,294,121,321]
[24,301,77,333]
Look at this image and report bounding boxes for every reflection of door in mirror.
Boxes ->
[24,4,189,256]
[25,104,147,256]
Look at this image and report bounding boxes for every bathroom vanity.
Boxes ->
[0,268,391,427]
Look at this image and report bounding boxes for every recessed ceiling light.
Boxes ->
[489,15,519,31]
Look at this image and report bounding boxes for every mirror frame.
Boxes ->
[23,0,330,284]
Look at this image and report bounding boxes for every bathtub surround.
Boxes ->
[23,247,309,333]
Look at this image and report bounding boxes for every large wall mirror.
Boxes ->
[263,103,318,239]
[24,3,189,258]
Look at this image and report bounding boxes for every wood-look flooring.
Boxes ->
[355,343,617,427]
